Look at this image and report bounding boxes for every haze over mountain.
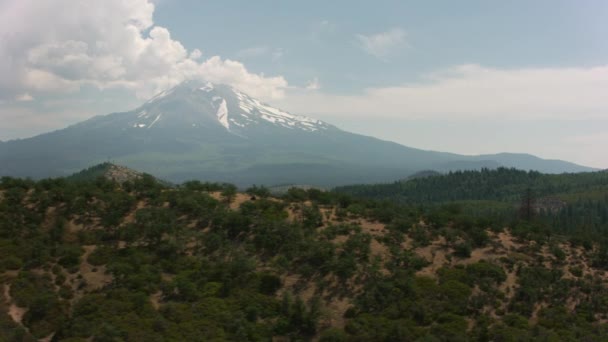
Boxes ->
[0,81,594,186]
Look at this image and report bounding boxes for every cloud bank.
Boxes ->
[0,0,288,100]
[278,64,608,121]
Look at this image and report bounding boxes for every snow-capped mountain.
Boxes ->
[0,81,595,186]
[126,81,334,135]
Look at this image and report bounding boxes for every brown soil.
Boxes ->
[150,291,162,310]
[455,246,498,266]
[210,192,252,210]
[3,284,27,325]
[320,207,336,223]
[529,302,547,324]
[39,333,56,342]
[79,245,113,291]
[370,238,390,260]
[357,220,386,236]
[499,270,518,301]
[497,230,521,251]
[323,297,350,329]
[415,238,451,278]
[123,200,146,224]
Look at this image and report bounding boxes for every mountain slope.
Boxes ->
[0,81,595,186]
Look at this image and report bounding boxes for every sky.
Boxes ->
[1,0,607,168]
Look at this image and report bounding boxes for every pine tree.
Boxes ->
[519,187,536,221]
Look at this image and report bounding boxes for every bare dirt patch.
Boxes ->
[529,302,547,325]
[3,284,27,325]
[357,220,386,237]
[455,246,498,266]
[370,238,390,261]
[150,291,162,310]
[210,192,253,210]
[415,239,451,278]
[499,270,518,301]
[497,230,521,251]
[323,297,350,329]
[123,200,146,224]
[79,245,113,291]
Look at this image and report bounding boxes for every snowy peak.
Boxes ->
[232,87,331,132]
[131,80,334,135]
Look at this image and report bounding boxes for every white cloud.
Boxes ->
[0,0,288,101]
[276,64,608,121]
[189,49,203,60]
[355,27,407,59]
[196,57,287,99]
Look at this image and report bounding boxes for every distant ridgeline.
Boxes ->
[335,167,608,203]
[335,167,608,235]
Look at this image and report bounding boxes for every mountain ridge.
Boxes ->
[0,81,595,186]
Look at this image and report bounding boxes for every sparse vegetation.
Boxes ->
[1,168,608,340]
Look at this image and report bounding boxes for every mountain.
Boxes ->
[0,81,595,186]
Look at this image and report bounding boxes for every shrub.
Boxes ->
[453,242,472,258]
[2,256,23,270]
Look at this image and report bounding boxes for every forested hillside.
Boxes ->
[335,168,608,203]
[2,172,608,341]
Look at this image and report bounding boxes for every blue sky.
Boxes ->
[1,0,607,168]
[154,0,608,89]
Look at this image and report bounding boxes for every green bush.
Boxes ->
[2,256,23,270]
[453,242,472,258]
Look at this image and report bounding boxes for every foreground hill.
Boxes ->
[1,173,608,340]
[0,81,594,186]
